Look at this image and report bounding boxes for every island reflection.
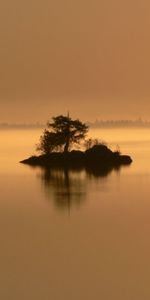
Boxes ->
[36,164,124,212]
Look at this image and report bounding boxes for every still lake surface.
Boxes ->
[1,127,150,299]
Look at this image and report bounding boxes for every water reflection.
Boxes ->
[38,164,124,212]
[40,167,86,212]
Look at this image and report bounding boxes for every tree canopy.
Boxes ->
[37,114,88,154]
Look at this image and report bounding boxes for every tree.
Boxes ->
[37,130,64,154]
[37,114,88,154]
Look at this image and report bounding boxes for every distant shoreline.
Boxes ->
[1,119,150,129]
[0,124,45,129]
[87,119,150,128]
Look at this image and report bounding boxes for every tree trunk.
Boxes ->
[64,136,70,152]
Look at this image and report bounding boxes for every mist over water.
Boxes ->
[1,128,150,299]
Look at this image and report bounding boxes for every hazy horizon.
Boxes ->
[1,0,150,122]
[1,117,150,129]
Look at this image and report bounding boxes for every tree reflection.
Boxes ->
[38,164,123,212]
[40,167,86,212]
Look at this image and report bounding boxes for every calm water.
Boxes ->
[1,128,150,299]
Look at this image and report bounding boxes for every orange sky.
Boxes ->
[0,0,150,122]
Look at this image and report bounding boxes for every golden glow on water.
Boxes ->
[90,127,150,143]
[0,129,41,173]
[1,128,150,299]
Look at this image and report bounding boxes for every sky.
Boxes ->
[1,0,150,122]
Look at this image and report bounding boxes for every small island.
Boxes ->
[20,114,132,170]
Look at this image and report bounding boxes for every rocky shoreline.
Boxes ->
[20,144,132,170]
